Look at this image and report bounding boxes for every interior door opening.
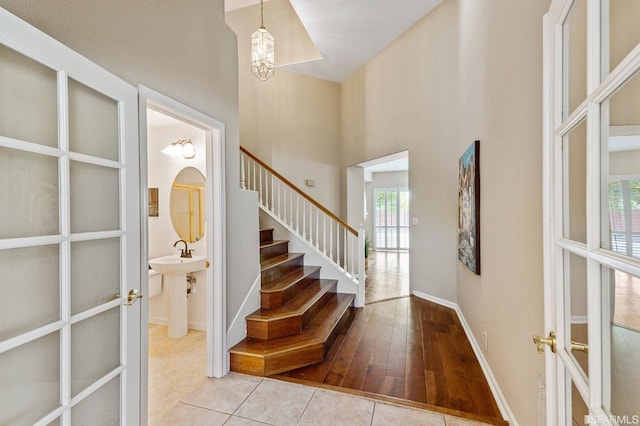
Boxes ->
[351,151,410,304]
[138,86,227,425]
[144,108,208,423]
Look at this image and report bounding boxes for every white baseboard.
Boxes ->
[412,291,517,426]
[148,317,205,331]
[226,273,261,349]
[149,316,167,326]
[188,321,205,331]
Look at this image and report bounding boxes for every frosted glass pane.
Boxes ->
[70,161,119,233]
[71,238,120,315]
[71,375,120,425]
[562,0,587,119]
[48,418,61,426]
[68,79,119,161]
[564,252,589,378]
[71,307,120,396]
[0,44,57,147]
[0,147,59,238]
[0,245,59,341]
[563,120,587,243]
[0,332,60,425]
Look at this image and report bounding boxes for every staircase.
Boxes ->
[229,228,355,376]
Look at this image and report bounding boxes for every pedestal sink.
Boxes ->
[149,254,207,338]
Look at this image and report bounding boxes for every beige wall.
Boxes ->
[226,2,343,214]
[341,0,549,422]
[0,0,260,330]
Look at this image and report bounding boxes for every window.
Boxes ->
[374,188,409,250]
[607,178,640,258]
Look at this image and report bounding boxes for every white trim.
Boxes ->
[138,85,228,422]
[412,291,515,425]
[226,273,261,349]
[69,366,124,407]
[0,135,64,157]
[571,315,588,324]
[148,316,206,332]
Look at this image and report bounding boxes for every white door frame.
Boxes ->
[543,0,640,423]
[138,86,227,422]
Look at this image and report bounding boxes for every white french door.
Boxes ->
[0,8,141,425]
[544,0,640,424]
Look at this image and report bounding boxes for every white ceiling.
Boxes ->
[225,0,443,82]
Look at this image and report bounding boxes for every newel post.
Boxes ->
[356,224,365,307]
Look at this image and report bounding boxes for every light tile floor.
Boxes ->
[154,372,492,426]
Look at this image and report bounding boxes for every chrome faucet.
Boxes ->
[173,239,192,258]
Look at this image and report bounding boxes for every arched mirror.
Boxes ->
[170,166,205,243]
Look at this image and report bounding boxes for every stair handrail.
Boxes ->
[240,146,365,305]
[240,147,357,236]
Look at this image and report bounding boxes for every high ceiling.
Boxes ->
[225,0,443,83]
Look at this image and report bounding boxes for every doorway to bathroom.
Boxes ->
[139,86,226,424]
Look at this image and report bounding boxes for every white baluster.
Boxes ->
[343,228,347,270]
[253,162,256,195]
[323,216,327,255]
[302,202,306,239]
[329,221,333,260]
[240,154,246,190]
[296,196,300,233]
[288,189,292,228]
[336,224,340,268]
[277,180,281,218]
[315,208,319,249]
[259,165,263,204]
[268,170,271,210]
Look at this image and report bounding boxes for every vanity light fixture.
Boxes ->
[251,0,275,80]
[161,139,196,159]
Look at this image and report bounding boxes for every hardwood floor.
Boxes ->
[365,250,410,303]
[275,296,506,425]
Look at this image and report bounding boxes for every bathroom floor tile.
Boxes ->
[234,378,315,425]
[297,389,374,426]
[183,372,263,414]
[148,325,207,423]
[372,402,445,426]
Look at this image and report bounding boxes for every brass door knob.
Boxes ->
[124,288,143,306]
[571,341,589,353]
[533,331,557,354]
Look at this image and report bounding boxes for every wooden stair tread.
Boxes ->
[260,266,321,294]
[230,293,354,356]
[260,239,288,249]
[261,253,304,272]
[247,279,337,322]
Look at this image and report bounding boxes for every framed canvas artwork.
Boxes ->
[458,140,480,274]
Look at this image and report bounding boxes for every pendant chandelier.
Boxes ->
[251,0,275,80]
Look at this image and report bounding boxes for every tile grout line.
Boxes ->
[230,377,265,417]
[295,388,318,425]
[370,401,378,426]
